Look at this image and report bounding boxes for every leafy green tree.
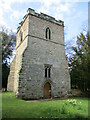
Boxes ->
[1,28,16,64]
[0,27,16,91]
[68,32,90,92]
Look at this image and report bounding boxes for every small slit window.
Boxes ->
[20,31,23,42]
[48,68,51,78]
[45,27,51,40]
[45,68,47,78]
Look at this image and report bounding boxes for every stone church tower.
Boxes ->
[8,8,71,99]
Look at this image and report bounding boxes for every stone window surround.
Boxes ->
[44,64,52,78]
[20,29,23,42]
[45,27,51,40]
[43,26,52,40]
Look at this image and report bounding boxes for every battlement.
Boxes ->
[17,8,64,31]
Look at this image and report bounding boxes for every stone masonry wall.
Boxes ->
[8,16,29,92]
[7,56,16,91]
[14,36,28,93]
[17,14,71,99]
[8,9,71,99]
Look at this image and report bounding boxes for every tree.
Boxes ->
[68,32,90,92]
[0,27,16,91]
[1,28,16,64]
[2,64,10,91]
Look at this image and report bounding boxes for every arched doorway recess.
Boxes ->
[44,82,51,98]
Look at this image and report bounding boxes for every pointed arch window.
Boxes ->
[46,27,51,40]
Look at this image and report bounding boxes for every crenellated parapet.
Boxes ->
[17,8,64,32]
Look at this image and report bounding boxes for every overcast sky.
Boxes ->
[0,0,89,46]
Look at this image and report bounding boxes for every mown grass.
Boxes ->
[2,92,89,119]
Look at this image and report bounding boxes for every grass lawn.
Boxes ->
[2,92,89,119]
